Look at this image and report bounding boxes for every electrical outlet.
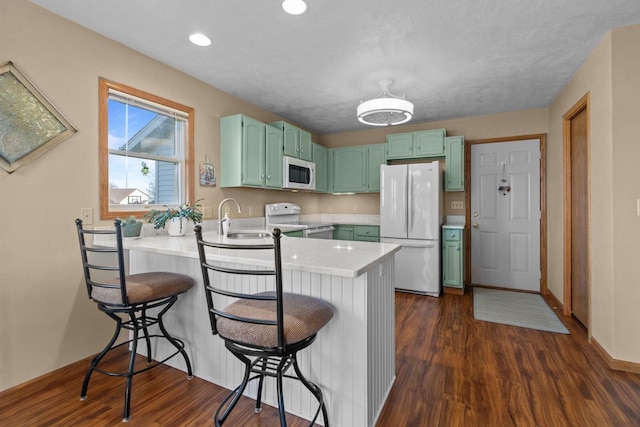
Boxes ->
[451,201,464,210]
[202,206,213,218]
[249,206,255,216]
[81,208,93,224]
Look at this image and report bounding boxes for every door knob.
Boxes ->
[473,222,479,228]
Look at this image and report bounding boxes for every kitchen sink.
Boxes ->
[226,231,271,240]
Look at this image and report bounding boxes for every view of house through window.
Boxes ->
[99,79,194,219]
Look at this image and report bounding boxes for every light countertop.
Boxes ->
[119,230,399,279]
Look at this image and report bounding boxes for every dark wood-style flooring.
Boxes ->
[1,290,639,426]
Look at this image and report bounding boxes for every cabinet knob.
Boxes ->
[267,175,271,179]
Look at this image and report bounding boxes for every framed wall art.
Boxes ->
[0,61,77,173]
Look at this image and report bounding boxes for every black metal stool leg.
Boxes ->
[81,311,123,401]
[123,311,140,422]
[215,350,252,425]
[140,306,153,364]
[156,298,193,379]
[254,357,268,413]
[292,354,329,427]
[276,357,288,427]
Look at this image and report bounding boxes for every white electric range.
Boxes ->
[265,203,335,239]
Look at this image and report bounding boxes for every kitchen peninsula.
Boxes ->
[119,230,399,427]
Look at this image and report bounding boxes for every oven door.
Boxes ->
[304,226,335,239]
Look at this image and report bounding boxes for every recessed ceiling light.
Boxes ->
[189,33,211,47]
[282,0,308,15]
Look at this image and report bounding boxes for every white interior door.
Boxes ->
[471,139,541,291]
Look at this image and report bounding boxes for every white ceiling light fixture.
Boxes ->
[357,79,414,126]
[189,33,211,47]
[282,0,308,15]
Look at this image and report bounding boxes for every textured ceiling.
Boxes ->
[32,0,640,135]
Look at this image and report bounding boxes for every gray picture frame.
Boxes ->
[0,61,77,173]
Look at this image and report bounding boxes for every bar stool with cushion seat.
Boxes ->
[75,218,194,422]
[194,225,334,426]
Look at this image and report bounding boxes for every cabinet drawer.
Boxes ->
[356,225,379,238]
[443,229,461,241]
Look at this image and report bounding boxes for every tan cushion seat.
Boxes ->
[217,292,334,348]
[91,272,194,305]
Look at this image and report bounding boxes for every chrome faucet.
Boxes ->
[217,198,242,235]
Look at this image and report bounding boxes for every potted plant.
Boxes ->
[144,199,203,236]
[117,215,143,237]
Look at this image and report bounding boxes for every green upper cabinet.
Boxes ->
[299,129,312,161]
[415,129,446,156]
[386,132,414,159]
[366,143,386,192]
[312,143,328,192]
[332,146,367,193]
[328,144,385,193]
[444,136,464,191]
[270,121,312,161]
[386,129,446,159]
[220,114,282,189]
[265,124,284,188]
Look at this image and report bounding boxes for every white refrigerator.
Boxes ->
[380,162,443,296]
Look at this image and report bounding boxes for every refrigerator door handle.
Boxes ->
[408,170,413,233]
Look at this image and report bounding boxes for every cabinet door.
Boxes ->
[332,146,367,193]
[334,225,355,241]
[386,133,413,159]
[442,240,463,288]
[299,129,313,161]
[355,225,380,242]
[241,117,266,186]
[313,143,328,192]
[444,136,464,191]
[366,144,386,192]
[282,122,299,158]
[415,129,445,157]
[265,125,283,189]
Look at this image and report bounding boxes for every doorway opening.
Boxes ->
[563,93,591,331]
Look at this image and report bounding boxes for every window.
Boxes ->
[99,79,194,219]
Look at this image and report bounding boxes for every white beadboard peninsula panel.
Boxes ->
[129,251,395,427]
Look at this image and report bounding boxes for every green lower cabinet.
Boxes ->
[355,225,379,242]
[333,224,380,242]
[334,225,355,241]
[284,230,304,238]
[442,228,464,289]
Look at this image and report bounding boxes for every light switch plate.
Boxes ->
[451,201,464,210]
[81,208,93,224]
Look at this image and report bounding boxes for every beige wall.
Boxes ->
[547,33,615,349]
[610,25,640,362]
[547,23,640,363]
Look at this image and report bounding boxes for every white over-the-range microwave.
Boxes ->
[282,155,316,190]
